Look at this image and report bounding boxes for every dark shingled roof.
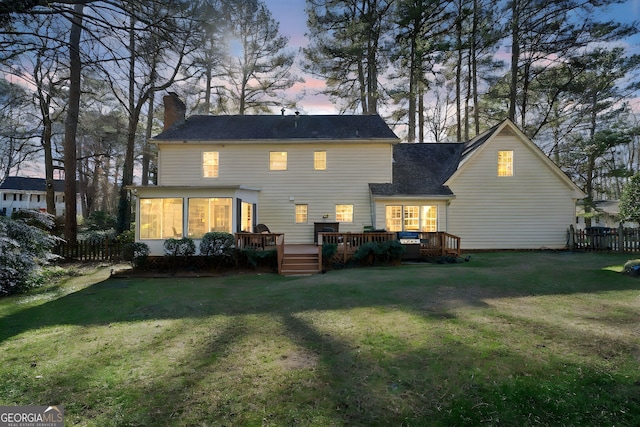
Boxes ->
[461,121,502,159]
[0,177,65,192]
[154,114,400,141]
[369,143,464,197]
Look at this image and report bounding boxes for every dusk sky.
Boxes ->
[265,0,640,115]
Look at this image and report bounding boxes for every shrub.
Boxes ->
[240,247,277,270]
[122,242,150,268]
[0,210,60,296]
[80,230,117,244]
[164,237,196,257]
[85,210,117,231]
[351,240,404,266]
[623,259,640,275]
[116,229,135,244]
[199,232,235,259]
[321,243,338,268]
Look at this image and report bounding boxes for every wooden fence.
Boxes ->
[568,225,640,253]
[53,240,123,261]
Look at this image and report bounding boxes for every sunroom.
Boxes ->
[133,185,260,256]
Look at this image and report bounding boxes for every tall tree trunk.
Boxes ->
[472,0,480,136]
[455,12,462,141]
[141,64,156,186]
[407,28,417,142]
[40,90,56,215]
[418,84,425,143]
[63,3,84,243]
[117,8,137,233]
[508,0,519,121]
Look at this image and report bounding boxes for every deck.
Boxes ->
[236,231,461,275]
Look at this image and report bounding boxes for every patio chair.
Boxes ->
[256,223,270,233]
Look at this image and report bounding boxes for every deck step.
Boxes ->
[280,253,320,276]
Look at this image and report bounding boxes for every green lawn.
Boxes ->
[1,252,639,426]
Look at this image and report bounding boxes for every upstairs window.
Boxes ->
[203,151,219,178]
[314,151,326,170]
[498,150,514,177]
[269,151,287,171]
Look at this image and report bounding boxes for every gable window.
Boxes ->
[140,198,183,239]
[269,151,287,171]
[336,204,353,223]
[314,151,326,170]
[498,150,513,177]
[385,206,402,232]
[187,197,232,238]
[295,204,308,223]
[203,152,219,178]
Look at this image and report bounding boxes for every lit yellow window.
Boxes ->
[314,151,326,170]
[336,204,353,222]
[203,152,219,178]
[140,198,183,239]
[269,151,287,170]
[295,204,308,223]
[498,150,513,177]
[241,202,252,232]
[421,206,437,231]
[403,206,420,231]
[187,197,232,238]
[385,205,402,232]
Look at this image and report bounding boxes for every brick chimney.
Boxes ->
[163,92,186,131]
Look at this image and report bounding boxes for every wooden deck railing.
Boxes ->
[235,232,285,273]
[319,232,397,264]
[319,231,461,263]
[416,232,461,257]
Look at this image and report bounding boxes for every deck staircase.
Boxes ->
[280,245,321,276]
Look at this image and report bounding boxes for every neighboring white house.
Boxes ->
[575,200,637,230]
[133,94,585,254]
[0,177,67,217]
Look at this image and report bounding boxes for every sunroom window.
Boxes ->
[187,198,232,238]
[140,198,183,239]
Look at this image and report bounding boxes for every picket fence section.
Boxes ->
[568,225,640,253]
[54,240,123,261]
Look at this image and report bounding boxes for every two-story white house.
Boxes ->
[0,177,66,217]
[133,93,585,255]
[133,94,400,255]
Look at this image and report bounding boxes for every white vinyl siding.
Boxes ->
[157,142,393,243]
[447,131,578,249]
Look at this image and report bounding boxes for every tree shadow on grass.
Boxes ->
[1,252,638,346]
[3,252,640,425]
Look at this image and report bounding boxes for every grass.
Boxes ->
[0,252,639,426]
